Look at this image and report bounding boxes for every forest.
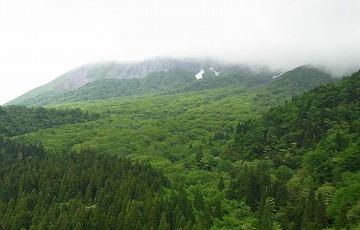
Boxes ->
[0,138,200,229]
[226,70,360,229]
[0,105,99,137]
[0,68,359,229]
[10,65,276,106]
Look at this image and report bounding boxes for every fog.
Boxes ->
[0,0,359,104]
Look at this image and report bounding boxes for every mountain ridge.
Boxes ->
[6,57,335,107]
[6,58,273,106]
[6,58,228,105]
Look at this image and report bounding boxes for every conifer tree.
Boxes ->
[158,212,170,230]
[218,175,225,191]
[124,200,142,230]
[194,190,205,211]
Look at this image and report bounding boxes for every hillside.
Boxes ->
[0,105,98,137]
[226,70,360,229]
[0,64,342,229]
[7,59,335,108]
[12,65,334,156]
[6,58,235,106]
[15,67,277,106]
[253,65,337,106]
[0,140,200,229]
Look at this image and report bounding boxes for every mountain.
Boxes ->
[1,57,358,229]
[5,58,195,105]
[7,58,276,106]
[253,65,336,106]
[7,57,335,107]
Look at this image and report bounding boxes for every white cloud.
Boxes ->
[0,0,359,104]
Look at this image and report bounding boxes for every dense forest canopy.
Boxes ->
[226,70,360,229]
[0,105,99,137]
[0,139,202,229]
[1,67,359,229]
[8,65,277,106]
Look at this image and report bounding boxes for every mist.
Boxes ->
[0,0,359,104]
[153,0,360,76]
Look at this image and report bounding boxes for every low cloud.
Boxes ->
[0,0,359,104]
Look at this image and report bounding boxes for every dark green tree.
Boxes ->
[124,200,142,230]
[194,190,205,211]
[158,212,170,230]
[217,175,225,191]
[258,197,275,230]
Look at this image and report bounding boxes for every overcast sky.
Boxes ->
[0,0,359,104]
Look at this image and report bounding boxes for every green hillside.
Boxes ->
[226,70,360,229]
[7,64,276,106]
[0,63,350,229]
[0,105,98,137]
[254,65,336,106]
[0,139,200,229]
[64,66,272,103]
[5,58,219,106]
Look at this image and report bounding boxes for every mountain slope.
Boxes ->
[253,65,336,106]
[7,58,335,107]
[226,70,360,229]
[6,58,224,105]
[0,143,201,229]
[32,68,279,106]
[0,105,98,137]
[5,63,348,229]
[229,69,359,161]
[7,59,277,106]
[11,65,336,154]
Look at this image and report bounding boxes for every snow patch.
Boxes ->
[209,67,220,76]
[195,68,205,80]
[272,72,286,79]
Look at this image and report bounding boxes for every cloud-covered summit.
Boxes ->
[0,0,359,104]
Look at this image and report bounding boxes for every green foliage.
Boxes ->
[0,105,98,137]
[226,70,360,229]
[254,65,335,106]
[0,143,200,229]
[2,65,352,229]
[9,65,276,106]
